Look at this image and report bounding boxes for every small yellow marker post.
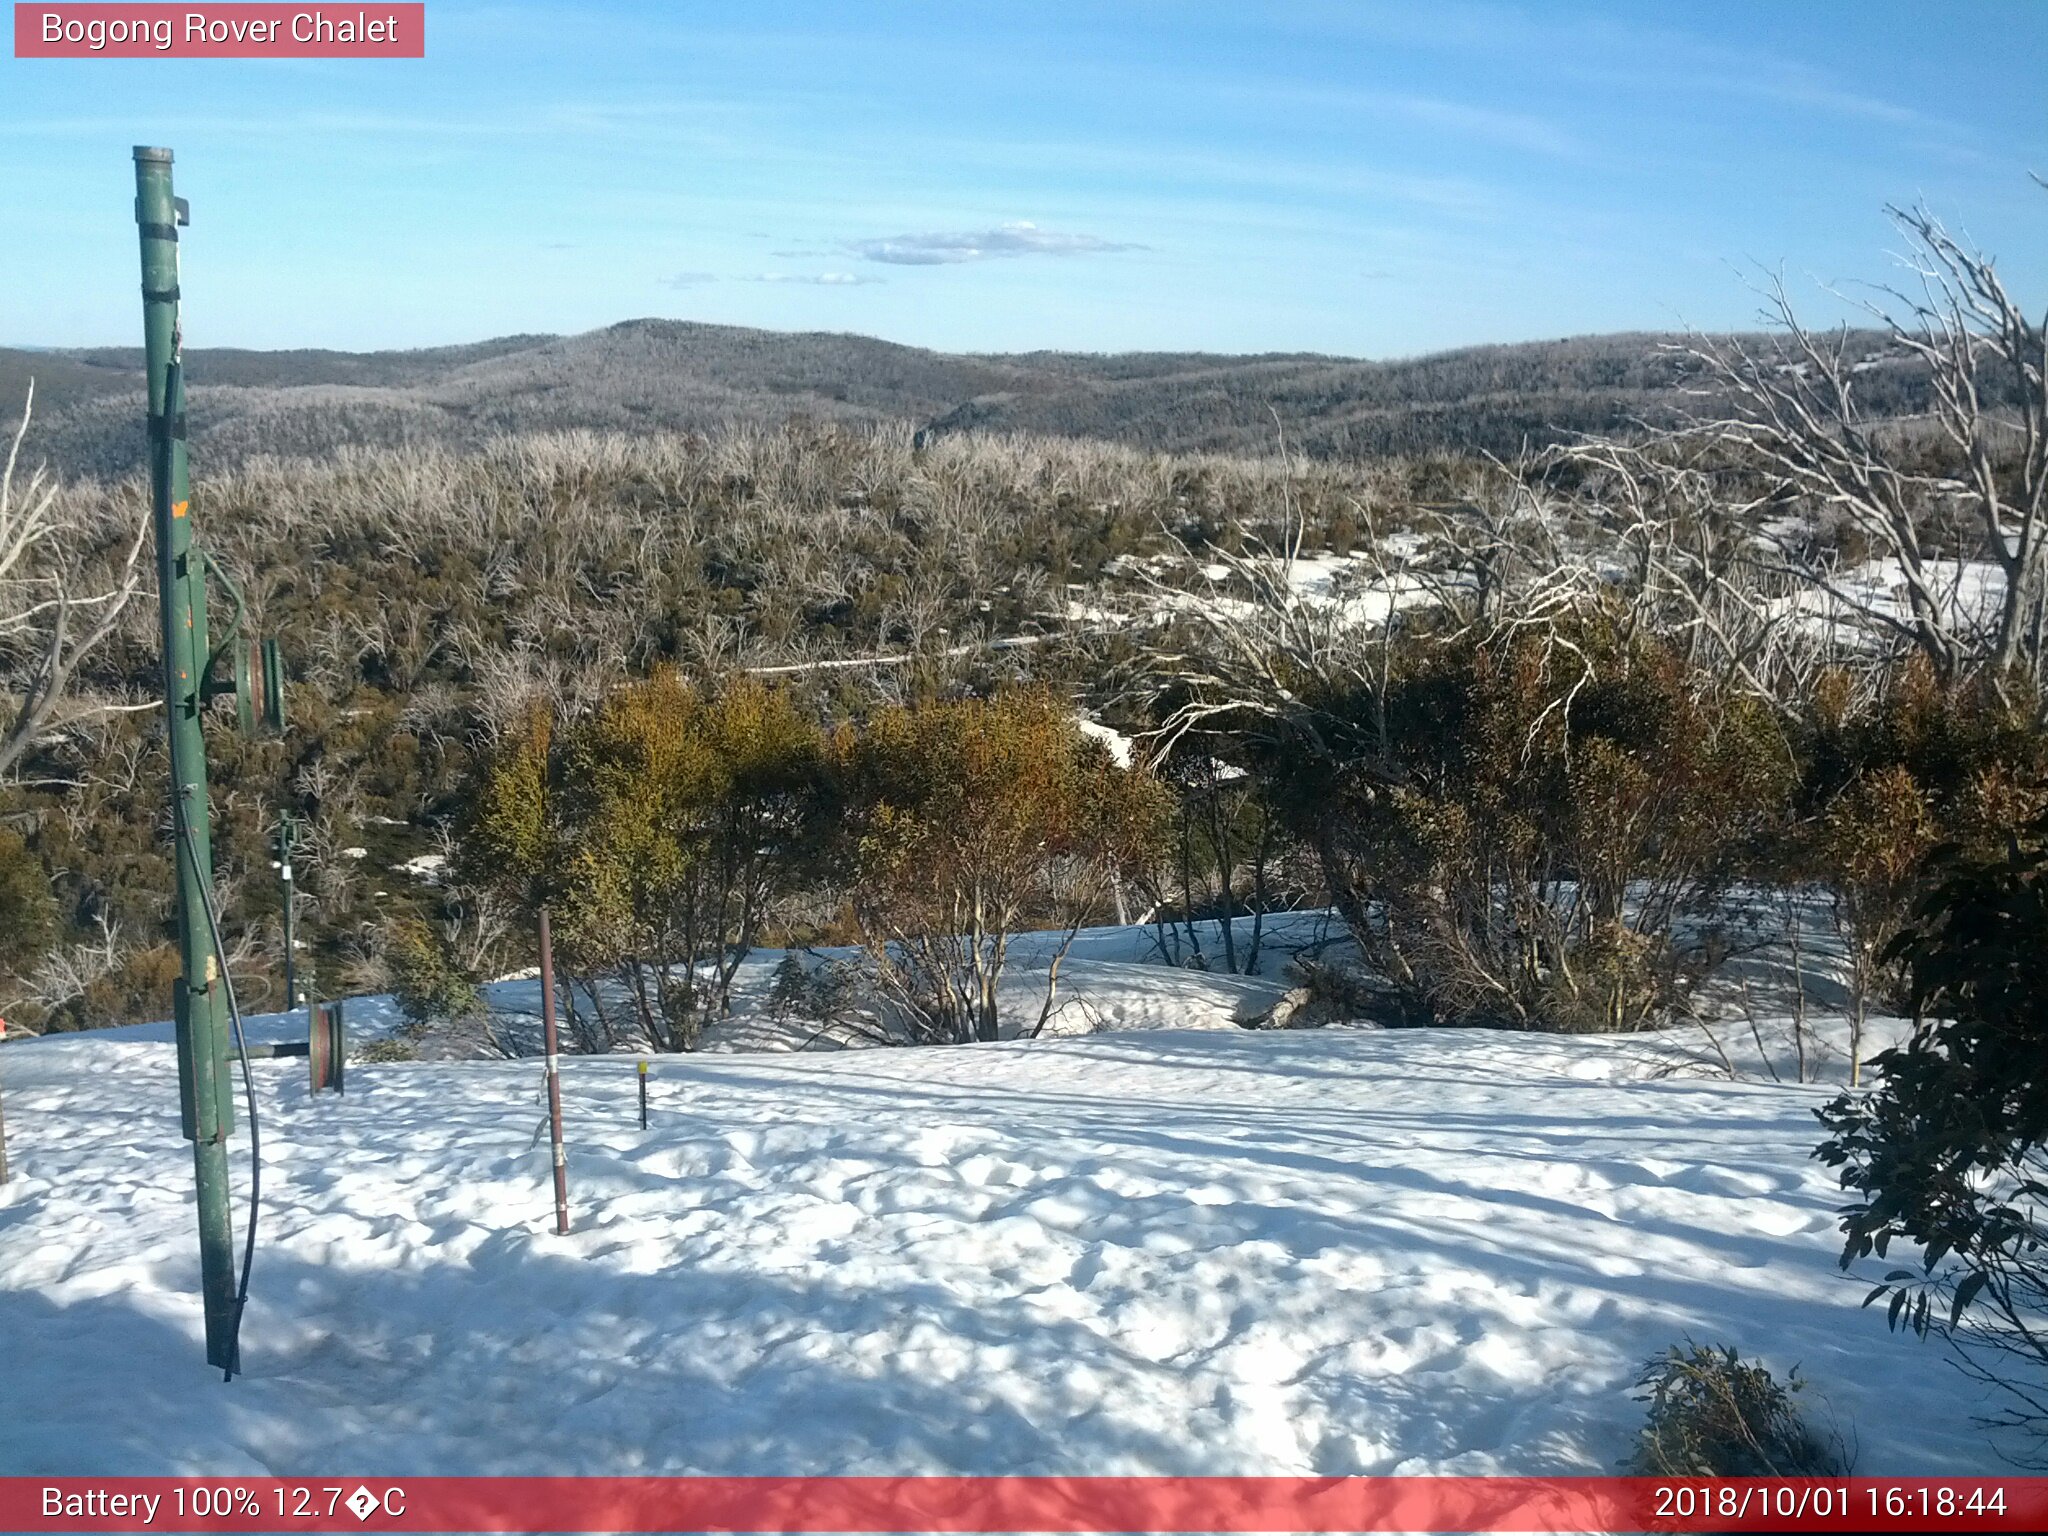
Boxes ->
[638,1059,649,1131]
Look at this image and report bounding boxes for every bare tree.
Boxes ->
[1534,437,1819,710]
[1687,199,2047,707]
[0,385,149,780]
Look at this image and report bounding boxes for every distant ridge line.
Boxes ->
[1,319,1920,478]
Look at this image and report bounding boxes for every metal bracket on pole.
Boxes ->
[195,548,286,737]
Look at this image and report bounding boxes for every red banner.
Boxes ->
[13,4,424,58]
[1,1476,2043,1533]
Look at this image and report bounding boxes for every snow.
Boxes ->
[1074,542,1463,640]
[1757,511,1812,547]
[1074,717,1136,770]
[1273,551,1446,628]
[396,852,449,882]
[0,921,2009,1477]
[1769,554,2008,652]
[467,920,1303,1057]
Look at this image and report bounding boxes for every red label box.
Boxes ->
[14,4,425,57]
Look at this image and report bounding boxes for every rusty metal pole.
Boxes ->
[537,907,570,1234]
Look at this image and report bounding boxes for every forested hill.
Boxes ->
[2,319,1920,477]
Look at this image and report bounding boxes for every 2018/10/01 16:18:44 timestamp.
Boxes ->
[1652,1479,2013,1526]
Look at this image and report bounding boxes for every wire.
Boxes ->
[174,785,260,1384]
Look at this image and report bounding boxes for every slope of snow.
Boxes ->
[1074,716,1136,769]
[0,989,2003,1476]
[462,917,1330,1057]
[1769,554,2008,652]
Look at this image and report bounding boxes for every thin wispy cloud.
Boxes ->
[663,272,719,287]
[1374,93,1581,159]
[0,102,741,143]
[847,221,1142,266]
[752,271,884,285]
[1207,81,1582,160]
[931,139,1504,220]
[1325,3,1952,116]
[1503,10,1958,141]
[1720,71,1937,132]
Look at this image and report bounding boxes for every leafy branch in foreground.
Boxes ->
[1815,814,2048,1454]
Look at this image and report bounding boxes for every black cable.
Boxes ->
[174,786,260,1384]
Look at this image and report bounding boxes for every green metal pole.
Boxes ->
[135,146,239,1372]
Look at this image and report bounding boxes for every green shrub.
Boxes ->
[845,688,1167,1043]
[1624,1341,1849,1476]
[461,673,837,1053]
[1264,619,1791,1030]
[354,1037,419,1064]
[28,941,184,1035]
[1816,814,2048,1448]
[385,920,482,1031]
[1785,665,2048,1078]
[0,826,57,979]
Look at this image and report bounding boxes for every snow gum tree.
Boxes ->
[1790,659,2048,1081]
[1688,198,2048,708]
[844,688,1167,1043]
[460,675,834,1051]
[1242,614,1794,1031]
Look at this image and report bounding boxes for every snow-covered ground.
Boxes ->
[1074,546,1451,634]
[0,924,2005,1477]
[1768,554,2008,653]
[1066,528,2015,684]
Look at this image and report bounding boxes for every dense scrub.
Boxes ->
[0,423,1398,1031]
[0,314,2037,1043]
[1260,618,1797,1031]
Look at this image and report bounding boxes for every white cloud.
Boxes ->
[752,271,884,285]
[847,221,1142,265]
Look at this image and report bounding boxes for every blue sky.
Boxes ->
[5,1,2046,356]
